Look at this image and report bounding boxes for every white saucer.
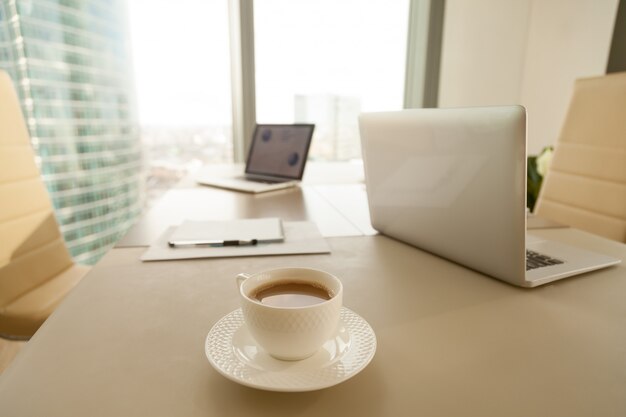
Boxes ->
[205,307,377,392]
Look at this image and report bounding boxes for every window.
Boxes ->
[129,0,233,197]
[254,0,409,160]
[130,0,422,180]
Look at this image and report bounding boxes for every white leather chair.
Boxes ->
[534,72,626,243]
[0,70,90,339]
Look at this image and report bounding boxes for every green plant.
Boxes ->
[527,146,553,212]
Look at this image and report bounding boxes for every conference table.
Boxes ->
[1,163,625,417]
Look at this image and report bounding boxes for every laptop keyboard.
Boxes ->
[526,250,564,271]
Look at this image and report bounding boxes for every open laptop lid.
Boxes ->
[245,124,315,181]
[359,106,527,285]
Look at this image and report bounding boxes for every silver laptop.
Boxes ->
[197,124,314,193]
[359,106,620,287]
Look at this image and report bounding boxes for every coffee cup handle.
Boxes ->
[236,273,250,289]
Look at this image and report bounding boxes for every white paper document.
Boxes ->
[168,217,284,245]
[141,221,330,262]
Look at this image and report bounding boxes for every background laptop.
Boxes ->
[197,124,314,193]
[359,106,620,287]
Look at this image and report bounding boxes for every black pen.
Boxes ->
[168,239,259,248]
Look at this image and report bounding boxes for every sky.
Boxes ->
[128,0,232,127]
[128,0,408,127]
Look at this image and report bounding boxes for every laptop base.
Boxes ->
[196,176,299,194]
[523,234,620,287]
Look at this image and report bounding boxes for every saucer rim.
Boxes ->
[205,306,377,392]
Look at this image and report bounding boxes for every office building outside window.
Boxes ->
[0,0,142,265]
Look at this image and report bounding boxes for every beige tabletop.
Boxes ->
[1,227,625,416]
[2,163,626,416]
[118,162,375,247]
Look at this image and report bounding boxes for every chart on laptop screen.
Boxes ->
[246,125,313,178]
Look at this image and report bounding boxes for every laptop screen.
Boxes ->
[359,106,528,285]
[245,124,315,180]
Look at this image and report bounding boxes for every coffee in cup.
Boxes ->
[236,267,343,361]
[251,281,333,307]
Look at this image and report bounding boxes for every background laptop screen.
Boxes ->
[245,124,314,180]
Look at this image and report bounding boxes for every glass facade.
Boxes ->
[0,0,142,265]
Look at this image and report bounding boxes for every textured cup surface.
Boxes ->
[237,268,343,360]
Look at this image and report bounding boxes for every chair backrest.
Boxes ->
[534,72,626,243]
[0,70,74,308]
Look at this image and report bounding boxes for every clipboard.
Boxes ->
[141,221,330,262]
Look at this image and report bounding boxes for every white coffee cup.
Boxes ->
[236,267,343,361]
